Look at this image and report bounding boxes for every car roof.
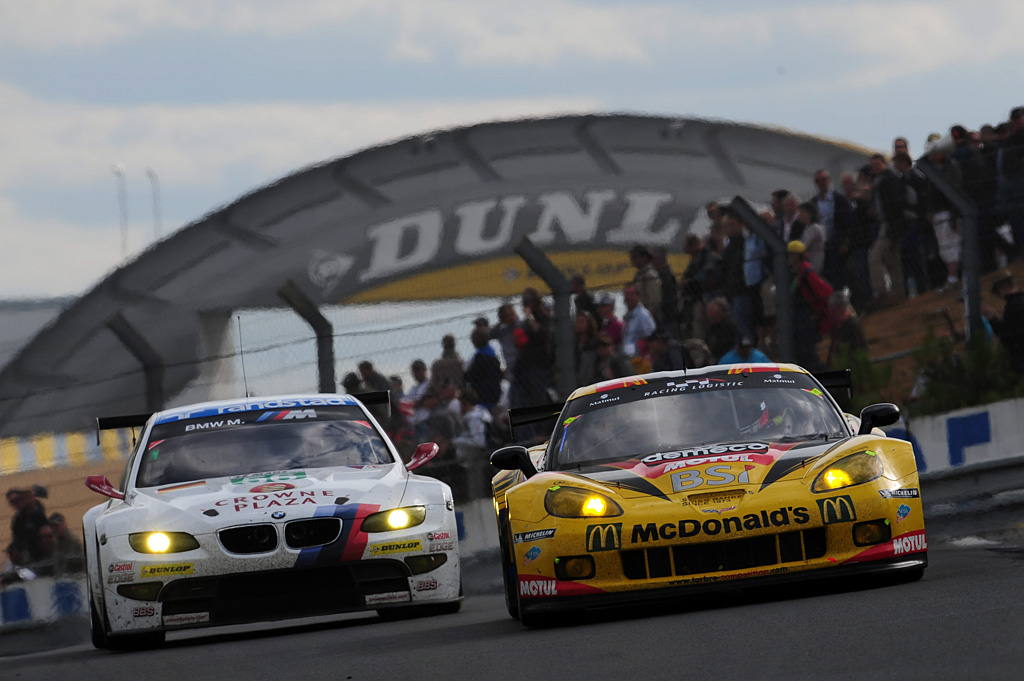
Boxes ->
[566,362,811,402]
[152,393,361,425]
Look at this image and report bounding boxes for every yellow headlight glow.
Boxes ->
[360,506,427,533]
[387,509,410,529]
[146,532,171,553]
[544,486,623,518]
[812,451,883,493]
[823,469,852,489]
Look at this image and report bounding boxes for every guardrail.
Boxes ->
[919,454,1024,507]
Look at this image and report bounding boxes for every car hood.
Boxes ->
[559,439,846,501]
[101,464,407,536]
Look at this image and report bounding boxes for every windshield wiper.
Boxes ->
[775,433,833,443]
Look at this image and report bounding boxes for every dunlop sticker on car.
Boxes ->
[141,563,194,578]
[370,540,422,555]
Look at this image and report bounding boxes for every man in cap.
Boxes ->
[5,487,49,567]
[788,240,833,371]
[718,335,771,366]
[595,293,624,348]
[983,269,1024,373]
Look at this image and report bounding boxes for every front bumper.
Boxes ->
[97,511,460,633]
[520,554,926,616]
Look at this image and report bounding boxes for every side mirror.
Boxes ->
[86,475,125,500]
[858,403,900,435]
[490,446,538,478]
[407,442,439,471]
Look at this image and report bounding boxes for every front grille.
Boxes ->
[159,560,411,624]
[621,528,827,580]
[218,524,279,554]
[284,518,342,549]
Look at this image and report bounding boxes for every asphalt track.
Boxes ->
[4,543,1024,681]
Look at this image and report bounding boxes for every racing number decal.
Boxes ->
[671,465,752,493]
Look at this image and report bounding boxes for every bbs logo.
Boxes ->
[132,606,156,618]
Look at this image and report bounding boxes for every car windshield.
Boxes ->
[136,405,394,488]
[549,371,848,468]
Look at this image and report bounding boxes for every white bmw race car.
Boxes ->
[83,392,461,650]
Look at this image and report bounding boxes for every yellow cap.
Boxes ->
[787,240,806,254]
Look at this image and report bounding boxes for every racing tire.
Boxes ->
[497,511,519,620]
[90,599,110,650]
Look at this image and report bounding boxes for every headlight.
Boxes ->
[812,451,883,493]
[128,532,200,554]
[544,486,622,518]
[361,506,426,532]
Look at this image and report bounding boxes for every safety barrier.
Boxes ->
[0,430,132,475]
[0,577,86,630]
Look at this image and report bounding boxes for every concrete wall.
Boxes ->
[900,396,1024,473]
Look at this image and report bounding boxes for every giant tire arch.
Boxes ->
[0,115,871,436]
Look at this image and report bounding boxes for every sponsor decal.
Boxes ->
[371,540,423,555]
[585,523,622,552]
[215,489,336,513]
[896,504,911,523]
[642,378,744,398]
[365,591,411,605]
[157,397,352,423]
[163,612,210,626]
[132,606,156,618]
[816,495,857,524]
[255,408,317,422]
[631,506,810,542]
[643,443,769,466]
[892,531,927,555]
[184,418,243,432]
[107,573,134,585]
[427,531,451,541]
[524,546,542,564]
[231,470,308,484]
[762,374,796,385]
[141,563,194,578]
[660,453,774,474]
[157,481,206,494]
[670,464,755,492]
[588,393,620,407]
[108,561,133,573]
[249,483,296,493]
[513,529,556,543]
[879,488,920,499]
[414,578,438,592]
[429,541,455,553]
[519,577,558,598]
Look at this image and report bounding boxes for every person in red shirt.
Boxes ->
[788,240,833,371]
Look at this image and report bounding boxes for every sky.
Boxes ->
[2,0,1022,298]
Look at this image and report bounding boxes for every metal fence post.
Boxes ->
[514,236,576,399]
[277,280,336,393]
[106,313,165,413]
[914,157,983,341]
[729,197,794,362]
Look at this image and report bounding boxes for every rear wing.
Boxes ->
[813,368,853,408]
[95,413,151,446]
[507,401,563,438]
[351,390,391,416]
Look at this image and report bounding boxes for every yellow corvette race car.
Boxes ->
[490,363,926,626]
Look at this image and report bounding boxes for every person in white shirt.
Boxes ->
[621,283,657,357]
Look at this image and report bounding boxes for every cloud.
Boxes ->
[0,197,144,297]
[0,85,597,295]
[0,82,596,189]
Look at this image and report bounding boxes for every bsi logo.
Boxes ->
[585,523,622,552]
[816,495,856,524]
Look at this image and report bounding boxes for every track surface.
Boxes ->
[5,545,1024,681]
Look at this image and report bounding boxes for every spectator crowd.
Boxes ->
[338,107,1024,499]
[3,485,84,582]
